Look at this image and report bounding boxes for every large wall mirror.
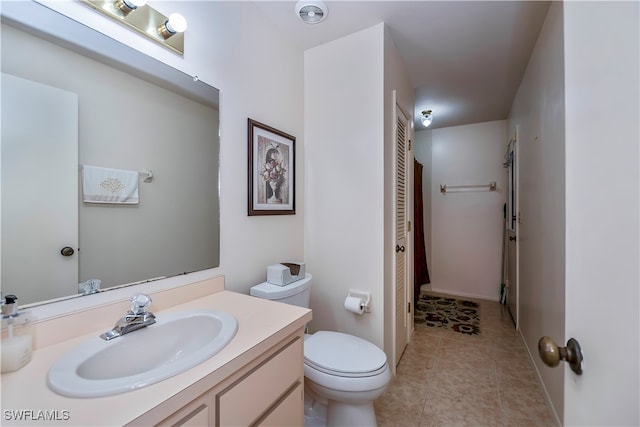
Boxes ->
[1,2,220,307]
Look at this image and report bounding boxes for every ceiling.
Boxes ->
[253,1,551,130]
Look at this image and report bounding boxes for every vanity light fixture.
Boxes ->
[421,109,434,128]
[80,0,186,55]
[295,0,328,24]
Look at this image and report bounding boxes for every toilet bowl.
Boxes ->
[304,331,391,426]
[250,274,391,426]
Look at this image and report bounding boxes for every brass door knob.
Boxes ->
[538,336,583,375]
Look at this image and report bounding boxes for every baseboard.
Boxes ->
[429,286,500,302]
[518,329,562,427]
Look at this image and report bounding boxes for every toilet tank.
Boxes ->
[250,273,312,308]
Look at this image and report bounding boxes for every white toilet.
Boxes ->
[250,274,391,427]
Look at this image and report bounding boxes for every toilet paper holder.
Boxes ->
[347,289,371,313]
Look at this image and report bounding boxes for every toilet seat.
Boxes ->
[304,361,391,395]
[305,359,388,378]
[304,331,387,378]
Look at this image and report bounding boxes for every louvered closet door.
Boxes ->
[394,103,409,365]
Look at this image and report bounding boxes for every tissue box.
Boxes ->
[267,262,306,286]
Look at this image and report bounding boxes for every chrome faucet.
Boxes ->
[100,294,156,340]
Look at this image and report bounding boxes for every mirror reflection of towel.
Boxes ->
[82,165,139,204]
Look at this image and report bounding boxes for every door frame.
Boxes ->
[506,132,519,329]
[391,90,412,367]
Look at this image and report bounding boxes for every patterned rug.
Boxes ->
[415,293,481,335]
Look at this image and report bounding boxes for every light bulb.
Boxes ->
[166,13,187,34]
[158,12,187,39]
[421,110,433,128]
[117,0,147,15]
[127,0,147,7]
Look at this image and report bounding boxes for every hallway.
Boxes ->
[374,294,556,426]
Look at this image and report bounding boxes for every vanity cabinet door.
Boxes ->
[217,337,303,426]
[156,392,214,427]
[171,405,209,427]
[255,382,303,427]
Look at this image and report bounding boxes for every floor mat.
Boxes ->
[414,293,480,335]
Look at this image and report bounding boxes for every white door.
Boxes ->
[393,100,409,366]
[1,73,79,305]
[561,2,639,425]
[506,139,518,328]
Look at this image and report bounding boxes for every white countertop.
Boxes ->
[0,290,311,426]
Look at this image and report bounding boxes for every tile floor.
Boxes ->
[374,293,557,427]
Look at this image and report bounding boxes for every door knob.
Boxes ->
[60,246,75,257]
[538,336,583,375]
[395,245,405,253]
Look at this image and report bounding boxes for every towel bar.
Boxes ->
[78,166,153,183]
[440,181,496,194]
[139,169,153,183]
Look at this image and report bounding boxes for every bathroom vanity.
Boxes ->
[0,275,311,426]
[144,331,303,427]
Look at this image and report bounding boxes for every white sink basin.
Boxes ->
[47,309,238,398]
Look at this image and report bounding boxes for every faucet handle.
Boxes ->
[130,294,152,315]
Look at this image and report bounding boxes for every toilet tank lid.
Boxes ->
[250,273,312,300]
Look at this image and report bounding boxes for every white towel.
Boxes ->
[82,165,139,204]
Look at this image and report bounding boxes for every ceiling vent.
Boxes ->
[295,0,328,24]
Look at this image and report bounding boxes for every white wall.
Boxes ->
[414,130,433,273]
[33,0,305,294]
[563,2,639,425]
[304,24,385,349]
[303,22,414,359]
[190,1,305,294]
[507,2,566,422]
[430,120,507,301]
[383,25,415,363]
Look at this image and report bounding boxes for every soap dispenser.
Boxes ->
[1,295,33,373]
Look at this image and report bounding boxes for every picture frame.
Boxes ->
[248,119,296,216]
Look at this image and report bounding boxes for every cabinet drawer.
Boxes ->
[218,337,302,426]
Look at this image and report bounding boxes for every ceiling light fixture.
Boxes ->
[295,0,328,24]
[421,109,433,127]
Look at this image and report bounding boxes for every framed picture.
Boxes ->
[248,119,296,215]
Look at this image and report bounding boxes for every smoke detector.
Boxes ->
[295,0,328,24]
